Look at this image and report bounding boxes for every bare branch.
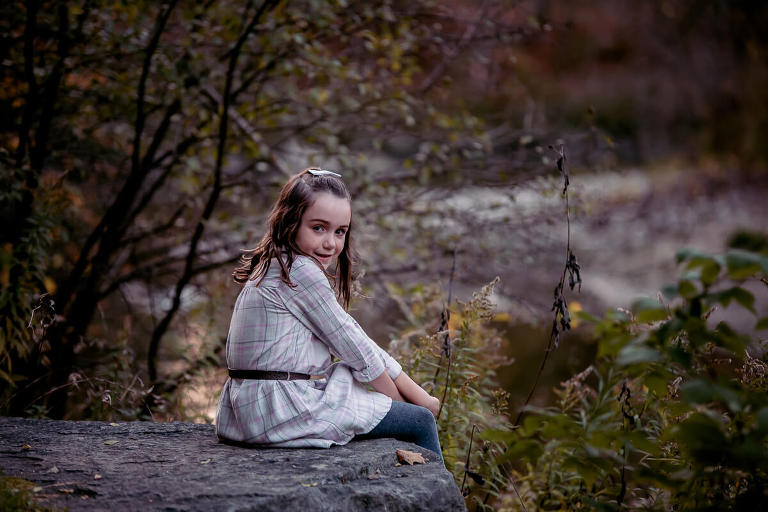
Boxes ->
[99,252,239,301]
[56,0,179,313]
[131,1,178,177]
[122,205,186,246]
[147,0,281,383]
[201,84,291,177]
[418,0,490,94]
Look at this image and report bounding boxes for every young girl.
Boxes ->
[216,168,442,460]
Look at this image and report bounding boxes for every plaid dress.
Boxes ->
[215,255,402,447]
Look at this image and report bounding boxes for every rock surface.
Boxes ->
[0,417,465,511]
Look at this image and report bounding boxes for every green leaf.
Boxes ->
[676,247,710,264]
[673,413,728,465]
[564,456,601,489]
[644,371,671,397]
[682,379,743,412]
[636,308,668,323]
[710,287,756,313]
[700,260,722,286]
[596,332,633,358]
[495,439,543,465]
[683,252,721,273]
[479,428,518,443]
[713,321,747,356]
[617,344,662,365]
[662,284,679,299]
[621,431,658,454]
[574,310,601,323]
[756,317,768,330]
[678,279,698,299]
[632,298,668,323]
[666,346,692,367]
[725,249,764,279]
[680,379,715,404]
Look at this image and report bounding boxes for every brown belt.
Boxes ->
[228,369,311,380]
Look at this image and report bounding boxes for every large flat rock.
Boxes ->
[0,417,465,511]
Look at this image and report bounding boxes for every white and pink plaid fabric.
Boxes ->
[215,255,402,447]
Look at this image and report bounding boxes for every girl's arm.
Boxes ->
[394,371,440,418]
[369,371,406,402]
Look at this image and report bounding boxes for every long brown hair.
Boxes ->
[233,168,356,308]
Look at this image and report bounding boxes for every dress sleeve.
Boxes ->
[281,258,399,383]
[350,318,402,380]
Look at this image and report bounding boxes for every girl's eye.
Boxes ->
[335,229,347,236]
[312,225,324,232]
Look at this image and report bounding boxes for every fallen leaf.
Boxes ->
[367,470,381,480]
[299,482,318,487]
[103,440,118,445]
[94,474,103,480]
[109,422,120,427]
[21,443,32,451]
[32,487,42,493]
[58,488,75,494]
[46,466,59,474]
[395,463,402,467]
[396,449,426,465]
[199,459,212,465]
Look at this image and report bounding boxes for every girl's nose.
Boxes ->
[322,235,334,249]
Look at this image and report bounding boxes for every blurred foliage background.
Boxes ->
[1,0,767,509]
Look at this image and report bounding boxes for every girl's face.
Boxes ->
[295,192,351,268]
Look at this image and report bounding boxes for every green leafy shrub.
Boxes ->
[0,151,69,410]
[487,243,768,511]
[389,278,514,508]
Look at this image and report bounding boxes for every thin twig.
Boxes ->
[435,249,457,420]
[484,144,581,508]
[509,473,528,512]
[437,357,451,421]
[461,424,479,495]
[514,144,574,426]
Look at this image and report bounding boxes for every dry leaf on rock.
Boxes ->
[46,466,59,474]
[396,449,426,465]
[58,488,75,494]
[22,443,32,451]
[103,439,118,445]
[299,482,318,487]
[94,474,103,480]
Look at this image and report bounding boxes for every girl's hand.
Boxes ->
[426,395,440,419]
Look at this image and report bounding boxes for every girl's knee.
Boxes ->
[413,405,436,428]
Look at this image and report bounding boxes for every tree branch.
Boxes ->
[99,252,239,302]
[56,1,178,314]
[418,0,489,95]
[147,0,281,383]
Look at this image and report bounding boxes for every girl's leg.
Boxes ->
[356,401,443,462]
